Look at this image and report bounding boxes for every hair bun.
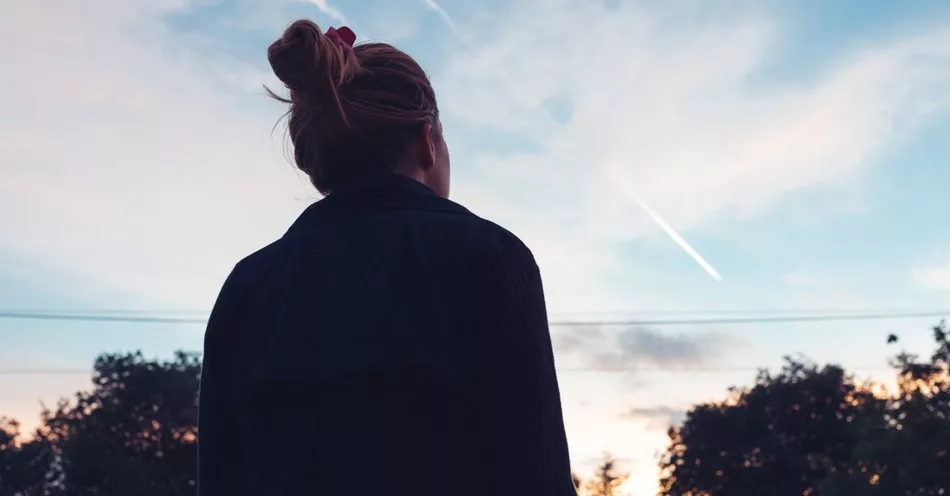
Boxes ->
[267,20,326,92]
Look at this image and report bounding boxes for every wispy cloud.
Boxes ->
[783,272,817,286]
[311,0,345,23]
[4,0,950,319]
[913,261,950,290]
[422,0,457,32]
[610,327,737,368]
[0,0,301,308]
[621,405,688,430]
[438,0,950,311]
[553,325,743,372]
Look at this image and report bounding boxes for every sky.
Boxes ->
[3,0,950,492]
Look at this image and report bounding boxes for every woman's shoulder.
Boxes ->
[402,194,537,265]
[466,216,539,272]
[217,239,283,292]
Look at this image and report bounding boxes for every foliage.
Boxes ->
[0,418,53,496]
[659,322,950,496]
[819,323,950,495]
[0,351,201,496]
[3,322,949,496]
[586,453,630,496]
[574,453,631,496]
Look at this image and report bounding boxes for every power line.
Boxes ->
[3,307,946,316]
[0,310,946,326]
[0,312,205,324]
[564,310,949,327]
[0,365,900,376]
[561,308,950,316]
[0,310,943,376]
[0,309,209,316]
[0,369,92,375]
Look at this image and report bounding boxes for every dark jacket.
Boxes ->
[197,173,574,495]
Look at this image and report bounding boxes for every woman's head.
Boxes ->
[267,20,450,197]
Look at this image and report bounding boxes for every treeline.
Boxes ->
[1,323,947,495]
[660,322,950,495]
[1,352,200,496]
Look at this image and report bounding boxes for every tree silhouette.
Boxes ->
[659,322,950,496]
[0,418,52,496]
[41,351,201,496]
[2,322,947,496]
[581,452,630,496]
[887,322,950,491]
[819,323,950,495]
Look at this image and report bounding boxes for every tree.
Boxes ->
[584,453,630,496]
[0,418,52,496]
[819,322,950,495]
[659,359,878,495]
[41,351,201,496]
[658,322,950,496]
[886,321,950,492]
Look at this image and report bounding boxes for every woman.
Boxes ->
[197,19,574,495]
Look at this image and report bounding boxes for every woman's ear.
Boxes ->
[417,122,438,171]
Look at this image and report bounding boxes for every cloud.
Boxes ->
[913,261,950,290]
[422,0,458,32]
[609,327,737,368]
[311,0,346,23]
[783,272,817,286]
[437,0,950,311]
[621,405,688,430]
[553,325,742,372]
[0,0,306,308]
[4,0,950,318]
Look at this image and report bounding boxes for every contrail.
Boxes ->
[608,168,723,282]
[423,0,459,33]
[629,192,723,281]
[411,4,719,282]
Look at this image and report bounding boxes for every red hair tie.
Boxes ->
[325,26,356,51]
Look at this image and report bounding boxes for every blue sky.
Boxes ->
[3,0,950,492]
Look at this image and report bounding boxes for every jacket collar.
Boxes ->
[287,173,470,234]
